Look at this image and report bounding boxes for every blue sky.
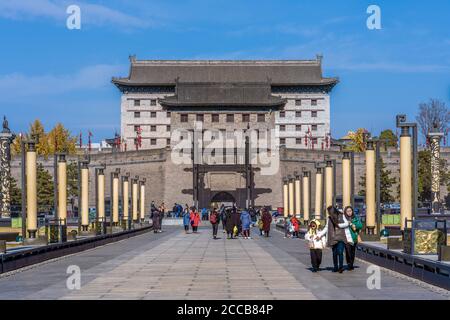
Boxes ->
[0,0,449,142]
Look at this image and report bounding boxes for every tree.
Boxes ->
[358,156,396,203]
[67,161,79,214]
[346,128,369,152]
[36,163,54,212]
[379,129,398,149]
[416,99,450,142]
[11,121,77,157]
[47,123,77,155]
[9,176,21,206]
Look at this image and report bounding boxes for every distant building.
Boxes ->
[112,56,338,151]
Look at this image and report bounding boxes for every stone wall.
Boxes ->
[10,146,450,211]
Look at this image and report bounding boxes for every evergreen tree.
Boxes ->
[379,129,398,149]
[9,176,22,205]
[36,163,54,212]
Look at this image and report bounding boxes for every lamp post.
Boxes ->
[282,177,289,238]
[26,139,38,239]
[122,173,130,230]
[365,140,376,234]
[95,165,106,234]
[112,169,120,228]
[324,158,335,217]
[139,178,146,223]
[57,154,67,227]
[342,151,352,209]
[288,176,295,218]
[132,176,139,224]
[428,123,444,214]
[314,164,324,220]
[396,115,418,230]
[80,159,90,232]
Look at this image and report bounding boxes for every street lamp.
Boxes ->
[396,114,418,230]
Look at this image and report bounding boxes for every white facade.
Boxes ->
[120,92,173,150]
[275,93,331,150]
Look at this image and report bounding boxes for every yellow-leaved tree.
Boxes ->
[346,128,369,152]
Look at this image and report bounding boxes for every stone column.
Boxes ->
[288,177,294,217]
[283,178,289,218]
[80,162,89,231]
[139,180,145,222]
[325,160,334,216]
[428,127,444,214]
[342,152,351,209]
[314,167,323,219]
[26,141,37,238]
[97,169,105,221]
[112,172,119,225]
[400,127,412,230]
[365,141,376,233]
[57,155,67,224]
[294,174,301,218]
[132,178,138,222]
[0,130,15,218]
[123,176,129,224]
[302,171,310,222]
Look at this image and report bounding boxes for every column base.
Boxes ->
[27,230,37,239]
[365,226,375,235]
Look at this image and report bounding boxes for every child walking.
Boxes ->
[304,219,326,272]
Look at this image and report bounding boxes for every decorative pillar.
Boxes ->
[26,141,37,238]
[132,177,138,222]
[57,154,67,224]
[314,167,323,219]
[97,168,105,221]
[122,175,129,225]
[139,179,146,222]
[288,177,294,217]
[325,160,334,216]
[342,151,351,209]
[428,124,444,214]
[294,173,301,218]
[80,162,89,231]
[302,171,310,222]
[0,117,15,218]
[365,141,376,233]
[283,178,289,218]
[400,126,412,230]
[112,171,119,225]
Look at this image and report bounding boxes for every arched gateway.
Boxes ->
[210,191,236,209]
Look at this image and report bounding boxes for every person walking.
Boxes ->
[231,206,240,238]
[261,208,272,237]
[190,207,201,233]
[341,206,362,270]
[219,204,226,233]
[209,208,220,239]
[182,207,191,233]
[305,219,326,272]
[240,209,252,239]
[151,204,161,233]
[225,208,234,239]
[290,216,300,238]
[159,202,165,227]
[316,206,348,273]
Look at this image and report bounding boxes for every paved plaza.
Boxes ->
[0,226,448,300]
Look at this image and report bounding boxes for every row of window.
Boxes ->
[135,137,319,147]
[280,137,318,145]
[279,124,318,131]
[134,125,170,132]
[133,98,319,107]
[279,110,319,118]
[133,99,157,106]
[134,111,171,118]
[180,113,266,123]
[294,99,320,106]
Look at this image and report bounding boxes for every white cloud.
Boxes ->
[0,0,153,29]
[0,64,126,99]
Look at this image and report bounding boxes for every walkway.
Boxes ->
[0,226,448,300]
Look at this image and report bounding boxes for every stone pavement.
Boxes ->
[0,225,448,300]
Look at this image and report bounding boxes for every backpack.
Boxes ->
[210,213,218,224]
